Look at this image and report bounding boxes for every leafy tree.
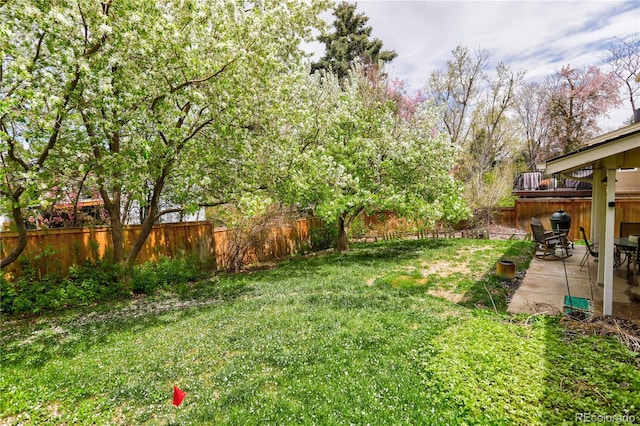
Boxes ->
[0,1,96,268]
[311,1,396,78]
[277,67,467,251]
[1,0,328,269]
[306,2,464,251]
[87,1,327,268]
[543,65,621,156]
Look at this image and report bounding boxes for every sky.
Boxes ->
[305,0,639,132]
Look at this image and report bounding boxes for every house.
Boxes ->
[514,161,640,199]
[1,198,205,231]
[543,121,640,316]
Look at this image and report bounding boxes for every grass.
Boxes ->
[1,238,639,425]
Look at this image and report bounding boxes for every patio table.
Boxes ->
[614,238,638,285]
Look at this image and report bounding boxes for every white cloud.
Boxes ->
[305,0,639,130]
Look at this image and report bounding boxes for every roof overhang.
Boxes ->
[544,122,640,175]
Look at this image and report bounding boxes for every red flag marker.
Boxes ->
[173,386,186,406]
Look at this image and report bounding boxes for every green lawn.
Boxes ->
[1,238,638,425]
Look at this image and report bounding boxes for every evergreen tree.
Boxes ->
[311,2,397,78]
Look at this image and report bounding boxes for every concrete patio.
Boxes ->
[508,245,640,322]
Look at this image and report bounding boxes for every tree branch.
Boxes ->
[178,116,215,151]
[3,128,29,171]
[35,69,81,168]
[153,201,229,222]
[0,200,28,269]
[175,102,191,129]
[173,57,238,93]
[345,205,365,227]
[78,1,89,48]
[150,57,239,110]
[84,34,108,58]
[83,0,112,57]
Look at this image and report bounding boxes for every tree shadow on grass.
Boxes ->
[249,238,458,282]
[1,239,445,371]
[0,279,252,368]
[341,238,457,263]
[11,238,631,424]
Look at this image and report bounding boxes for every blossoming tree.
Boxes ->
[1,0,328,268]
[275,67,468,251]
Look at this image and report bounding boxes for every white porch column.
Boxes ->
[592,168,606,285]
[602,168,617,316]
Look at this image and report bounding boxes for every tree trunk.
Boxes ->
[71,170,90,227]
[99,187,125,263]
[336,206,365,253]
[109,213,125,264]
[124,171,167,269]
[337,214,349,252]
[125,208,158,269]
[0,203,28,269]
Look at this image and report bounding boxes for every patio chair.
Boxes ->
[533,216,573,250]
[530,217,552,236]
[579,226,598,271]
[530,218,569,259]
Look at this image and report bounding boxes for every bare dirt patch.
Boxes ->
[427,288,470,304]
[420,261,468,277]
[419,245,492,279]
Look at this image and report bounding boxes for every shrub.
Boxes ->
[0,254,211,315]
[0,260,126,315]
[309,220,338,251]
[129,255,204,294]
[217,205,298,273]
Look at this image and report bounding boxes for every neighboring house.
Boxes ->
[125,200,205,225]
[1,198,205,231]
[616,166,640,196]
[514,167,640,198]
[1,198,107,231]
[0,212,11,231]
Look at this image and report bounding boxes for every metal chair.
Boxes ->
[579,226,598,271]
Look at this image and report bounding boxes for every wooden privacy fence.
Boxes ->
[1,218,315,279]
[213,217,316,271]
[6,199,638,279]
[494,198,640,241]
